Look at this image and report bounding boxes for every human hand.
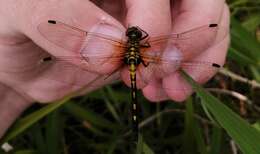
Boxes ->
[0,0,230,138]
[90,0,230,102]
[119,0,230,102]
[0,0,126,138]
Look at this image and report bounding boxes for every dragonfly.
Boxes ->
[14,20,226,140]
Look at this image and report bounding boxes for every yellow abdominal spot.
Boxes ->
[130,65,135,71]
[133,116,137,121]
[133,104,136,110]
[130,72,135,79]
[132,91,136,98]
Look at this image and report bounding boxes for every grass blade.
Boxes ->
[209,127,223,154]
[64,102,118,130]
[181,70,260,154]
[45,111,62,154]
[0,96,71,145]
[183,98,196,154]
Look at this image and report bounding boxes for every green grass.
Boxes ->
[1,0,260,153]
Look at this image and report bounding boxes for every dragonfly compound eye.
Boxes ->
[126,27,142,39]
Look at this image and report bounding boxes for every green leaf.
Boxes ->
[135,134,155,154]
[142,142,155,154]
[193,121,208,154]
[231,17,260,62]
[252,121,260,132]
[227,47,256,66]
[14,150,37,154]
[45,111,62,154]
[31,124,47,154]
[183,99,196,154]
[0,96,71,145]
[183,99,207,154]
[250,66,260,82]
[136,134,144,154]
[181,70,260,154]
[209,127,223,154]
[242,14,260,32]
[64,102,118,130]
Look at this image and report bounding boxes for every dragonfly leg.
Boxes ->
[141,60,150,67]
[140,42,151,48]
[136,26,149,40]
[141,33,149,40]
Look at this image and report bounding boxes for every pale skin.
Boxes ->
[0,0,230,138]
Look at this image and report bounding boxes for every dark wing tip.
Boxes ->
[42,56,53,62]
[48,20,57,24]
[209,24,218,28]
[212,63,221,68]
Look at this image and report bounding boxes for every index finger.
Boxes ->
[121,0,172,87]
[170,0,226,59]
[172,0,225,31]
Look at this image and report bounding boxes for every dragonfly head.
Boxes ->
[126,27,142,40]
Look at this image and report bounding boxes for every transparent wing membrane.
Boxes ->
[146,24,227,60]
[38,20,126,72]
[0,55,120,92]
[1,20,226,99]
[38,20,126,52]
[136,63,222,102]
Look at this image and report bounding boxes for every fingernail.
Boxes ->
[81,22,124,56]
[159,43,183,76]
[80,22,124,74]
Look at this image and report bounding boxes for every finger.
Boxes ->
[172,0,225,30]
[0,40,90,102]
[143,3,229,102]
[14,0,125,74]
[142,1,229,102]
[170,0,227,60]
[92,0,127,23]
[0,0,124,102]
[125,0,171,36]
[0,31,116,103]
[0,83,32,138]
[142,79,169,102]
[122,0,172,87]
[163,4,230,102]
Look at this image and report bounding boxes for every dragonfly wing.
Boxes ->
[38,20,127,74]
[132,58,222,102]
[136,55,221,85]
[0,20,127,94]
[38,20,126,52]
[0,55,121,91]
[146,24,228,60]
[134,23,226,101]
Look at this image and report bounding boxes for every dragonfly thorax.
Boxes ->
[124,44,141,66]
[124,51,142,66]
[125,27,143,66]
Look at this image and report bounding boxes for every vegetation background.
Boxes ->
[1,0,260,153]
